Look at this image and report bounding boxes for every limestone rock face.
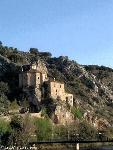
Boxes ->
[31,60,48,74]
[54,104,74,125]
[83,110,110,130]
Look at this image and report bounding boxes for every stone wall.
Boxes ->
[19,73,23,87]
[19,72,28,88]
[55,105,74,125]
[31,60,48,74]
[35,87,42,102]
[35,72,41,86]
[65,93,73,107]
[49,81,73,107]
[49,81,66,100]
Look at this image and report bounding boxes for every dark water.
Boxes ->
[96,147,113,150]
[2,145,112,150]
[0,144,113,150]
[101,148,113,150]
[82,147,113,150]
[39,145,113,150]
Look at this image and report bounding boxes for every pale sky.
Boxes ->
[0,0,113,67]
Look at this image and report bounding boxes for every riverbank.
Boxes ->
[30,143,113,150]
[1,143,113,150]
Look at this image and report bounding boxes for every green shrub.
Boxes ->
[10,100,19,110]
[10,115,23,130]
[78,121,98,141]
[0,119,11,145]
[35,118,52,141]
[53,125,68,140]
[0,82,9,95]
[0,94,10,114]
[41,107,48,118]
[0,119,10,134]
[71,107,83,119]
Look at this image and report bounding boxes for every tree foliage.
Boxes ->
[78,121,98,141]
[29,48,39,55]
[0,82,9,95]
[0,41,2,45]
[9,100,19,111]
[35,118,52,141]
[0,94,10,114]
[71,107,83,119]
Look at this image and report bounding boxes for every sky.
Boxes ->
[0,0,113,68]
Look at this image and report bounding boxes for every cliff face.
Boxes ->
[0,44,113,129]
[46,57,113,128]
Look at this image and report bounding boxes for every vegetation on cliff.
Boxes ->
[0,41,113,145]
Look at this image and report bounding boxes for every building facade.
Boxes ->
[19,61,73,107]
[48,80,73,106]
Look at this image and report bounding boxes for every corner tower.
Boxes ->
[19,60,48,89]
[19,60,48,102]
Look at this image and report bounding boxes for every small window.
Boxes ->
[60,85,61,88]
[56,89,57,95]
[38,77,39,79]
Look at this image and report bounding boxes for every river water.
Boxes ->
[37,145,113,150]
[2,145,112,150]
[38,145,113,150]
[82,147,113,150]
[100,148,113,150]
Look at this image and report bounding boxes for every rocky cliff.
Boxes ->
[0,44,113,130]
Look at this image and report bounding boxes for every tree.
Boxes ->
[0,119,11,146]
[71,107,83,119]
[0,41,2,45]
[0,82,9,95]
[21,97,30,109]
[78,121,98,141]
[53,125,68,140]
[13,48,18,53]
[42,97,56,118]
[9,115,23,146]
[39,52,52,59]
[22,114,36,143]
[0,94,10,114]
[10,115,23,130]
[29,48,39,55]
[10,99,19,110]
[9,114,36,146]
[0,46,7,56]
[35,118,52,141]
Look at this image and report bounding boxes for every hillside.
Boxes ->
[0,42,113,144]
